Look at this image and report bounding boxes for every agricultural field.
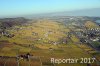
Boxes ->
[0,18,100,66]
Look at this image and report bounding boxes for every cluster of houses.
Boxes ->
[17,53,32,61]
[0,53,32,61]
[75,28,100,42]
[0,28,15,38]
[73,27,100,50]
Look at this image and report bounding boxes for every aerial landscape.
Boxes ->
[0,0,100,66]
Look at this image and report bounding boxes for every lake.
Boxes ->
[96,20,100,23]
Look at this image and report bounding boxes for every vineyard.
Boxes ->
[0,42,99,66]
[0,19,100,66]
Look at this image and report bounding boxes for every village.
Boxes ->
[0,16,100,66]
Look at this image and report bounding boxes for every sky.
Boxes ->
[0,0,100,17]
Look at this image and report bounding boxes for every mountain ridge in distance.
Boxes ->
[25,8,100,18]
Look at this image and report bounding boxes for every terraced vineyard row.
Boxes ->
[0,57,41,66]
[76,44,100,66]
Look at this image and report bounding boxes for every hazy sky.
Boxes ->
[0,0,100,17]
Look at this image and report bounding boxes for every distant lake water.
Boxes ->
[96,20,100,23]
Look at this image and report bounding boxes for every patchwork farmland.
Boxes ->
[0,17,100,66]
